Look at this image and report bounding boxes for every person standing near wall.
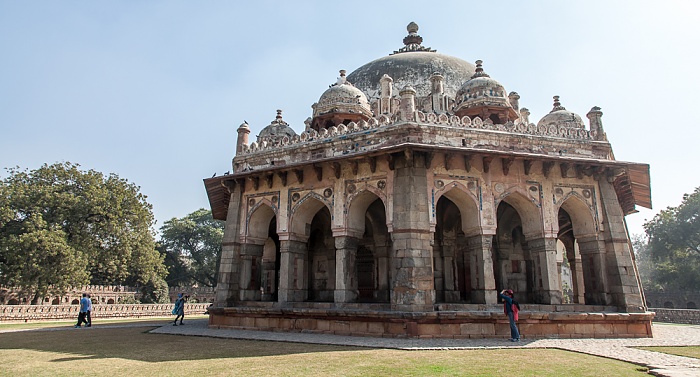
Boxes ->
[85,294,93,327]
[74,293,89,328]
[498,289,520,342]
[172,293,187,326]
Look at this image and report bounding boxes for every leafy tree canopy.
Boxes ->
[0,162,167,303]
[642,186,700,291]
[159,208,223,288]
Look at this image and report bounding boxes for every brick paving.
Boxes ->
[152,320,700,377]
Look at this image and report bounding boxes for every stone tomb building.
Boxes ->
[205,23,653,338]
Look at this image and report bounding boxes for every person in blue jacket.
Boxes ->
[172,293,187,326]
[498,289,520,342]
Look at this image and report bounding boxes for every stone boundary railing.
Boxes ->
[0,303,211,322]
[650,308,700,325]
[241,112,597,155]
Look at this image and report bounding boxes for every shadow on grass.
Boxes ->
[0,324,365,363]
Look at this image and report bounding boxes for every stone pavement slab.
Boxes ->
[151,320,700,377]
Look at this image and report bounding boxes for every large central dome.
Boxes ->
[347,22,475,99]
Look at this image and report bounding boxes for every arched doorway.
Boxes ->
[261,217,281,301]
[433,196,469,302]
[559,195,603,305]
[357,197,390,303]
[246,203,278,301]
[493,201,532,303]
[307,206,334,302]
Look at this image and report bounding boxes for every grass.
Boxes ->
[0,320,650,377]
[636,346,700,359]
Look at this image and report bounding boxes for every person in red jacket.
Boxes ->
[498,289,520,342]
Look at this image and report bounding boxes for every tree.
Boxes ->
[0,162,167,303]
[642,187,700,291]
[159,208,224,288]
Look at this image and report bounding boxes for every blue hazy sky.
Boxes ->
[1,1,698,237]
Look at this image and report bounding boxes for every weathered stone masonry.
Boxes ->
[204,23,653,338]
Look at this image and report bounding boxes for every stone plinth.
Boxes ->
[208,304,654,339]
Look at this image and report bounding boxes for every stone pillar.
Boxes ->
[430,72,446,113]
[577,236,610,305]
[527,237,562,304]
[260,259,276,301]
[399,86,416,122]
[586,106,606,141]
[570,256,586,304]
[334,236,359,303]
[379,74,394,114]
[215,182,244,307]
[466,234,497,304]
[508,92,520,111]
[278,239,308,303]
[375,237,390,302]
[236,121,250,155]
[391,151,435,311]
[599,178,646,312]
[239,244,263,301]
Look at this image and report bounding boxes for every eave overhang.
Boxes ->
[204,142,651,220]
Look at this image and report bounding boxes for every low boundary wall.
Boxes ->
[0,303,211,322]
[650,308,700,325]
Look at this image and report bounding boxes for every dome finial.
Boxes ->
[551,96,566,112]
[276,109,283,120]
[471,60,490,78]
[393,21,436,54]
[335,69,348,86]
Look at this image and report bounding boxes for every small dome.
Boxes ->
[258,110,297,143]
[454,60,512,113]
[313,70,372,118]
[537,96,585,129]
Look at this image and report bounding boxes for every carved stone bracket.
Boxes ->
[249,176,260,191]
[560,163,570,178]
[278,171,288,187]
[368,156,377,173]
[502,157,514,176]
[464,154,473,173]
[264,174,273,189]
[542,161,555,178]
[482,156,493,173]
[313,164,323,181]
[331,162,341,179]
[523,159,533,176]
[293,168,304,184]
[444,153,454,171]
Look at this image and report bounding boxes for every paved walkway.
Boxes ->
[151,320,700,377]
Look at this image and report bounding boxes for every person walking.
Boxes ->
[172,293,187,326]
[498,289,520,342]
[85,294,93,327]
[74,293,89,328]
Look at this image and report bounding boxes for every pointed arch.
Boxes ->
[347,189,387,236]
[435,182,481,236]
[290,192,332,237]
[247,201,277,242]
[497,189,542,239]
[558,193,598,238]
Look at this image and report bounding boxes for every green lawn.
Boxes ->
[636,346,700,359]
[0,321,650,376]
